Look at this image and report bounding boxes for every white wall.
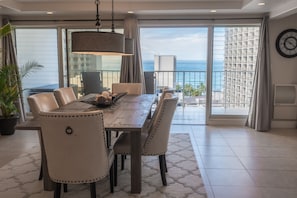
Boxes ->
[270,13,297,128]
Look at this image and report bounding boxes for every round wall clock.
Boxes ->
[275,29,297,58]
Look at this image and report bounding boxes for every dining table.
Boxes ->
[16,93,156,194]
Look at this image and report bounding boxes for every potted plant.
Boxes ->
[0,23,21,135]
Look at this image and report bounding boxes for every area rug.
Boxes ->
[0,133,207,198]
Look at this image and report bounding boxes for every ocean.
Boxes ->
[143,60,223,71]
[143,60,224,91]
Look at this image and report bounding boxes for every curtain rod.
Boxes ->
[138,17,264,21]
[8,15,265,23]
[8,19,123,22]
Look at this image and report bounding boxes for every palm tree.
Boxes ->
[20,60,44,79]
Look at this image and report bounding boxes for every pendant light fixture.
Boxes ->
[72,0,126,55]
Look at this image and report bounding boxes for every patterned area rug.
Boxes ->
[0,133,207,198]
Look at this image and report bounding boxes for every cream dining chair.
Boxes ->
[39,110,114,198]
[113,94,178,186]
[53,87,77,106]
[27,92,60,181]
[112,83,142,95]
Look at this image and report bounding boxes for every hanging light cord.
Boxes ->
[95,0,101,31]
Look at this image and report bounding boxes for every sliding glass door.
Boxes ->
[209,26,260,119]
[140,24,260,125]
[140,27,208,124]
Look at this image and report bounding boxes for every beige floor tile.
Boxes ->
[211,186,262,198]
[198,146,235,156]
[205,169,255,186]
[232,146,297,158]
[249,170,297,188]
[260,187,297,198]
[240,157,297,170]
[200,156,245,169]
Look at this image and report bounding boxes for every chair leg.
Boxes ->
[114,155,118,186]
[106,130,111,148]
[90,182,96,198]
[164,155,168,173]
[121,155,125,170]
[109,162,114,193]
[63,184,68,192]
[38,163,43,180]
[159,155,167,186]
[54,183,61,198]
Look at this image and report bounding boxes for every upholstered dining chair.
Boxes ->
[81,71,109,95]
[53,87,77,106]
[39,110,114,198]
[112,83,142,95]
[27,92,60,181]
[27,92,60,119]
[118,91,174,170]
[113,94,178,186]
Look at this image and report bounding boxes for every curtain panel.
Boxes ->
[120,15,146,93]
[2,20,25,122]
[246,15,272,131]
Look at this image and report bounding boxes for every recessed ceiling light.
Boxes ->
[210,10,217,13]
[258,2,265,6]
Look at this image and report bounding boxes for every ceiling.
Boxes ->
[0,0,297,20]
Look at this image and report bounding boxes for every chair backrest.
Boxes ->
[112,83,142,95]
[144,72,155,94]
[54,87,77,106]
[39,110,110,184]
[27,92,59,119]
[81,72,104,94]
[143,94,178,155]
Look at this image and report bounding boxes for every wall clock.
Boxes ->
[275,29,297,58]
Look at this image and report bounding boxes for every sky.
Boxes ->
[140,27,225,61]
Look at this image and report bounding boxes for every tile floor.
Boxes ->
[1,125,297,198]
[170,125,297,198]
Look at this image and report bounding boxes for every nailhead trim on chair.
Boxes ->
[53,176,108,184]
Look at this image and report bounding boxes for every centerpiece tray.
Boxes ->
[86,92,127,107]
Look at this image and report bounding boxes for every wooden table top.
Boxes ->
[16,94,156,132]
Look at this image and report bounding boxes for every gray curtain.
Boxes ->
[2,20,25,122]
[246,15,272,131]
[120,15,146,92]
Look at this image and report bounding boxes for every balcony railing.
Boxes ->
[69,70,254,115]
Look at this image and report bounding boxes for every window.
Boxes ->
[15,28,59,113]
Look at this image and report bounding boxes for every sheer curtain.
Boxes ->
[120,15,146,93]
[246,15,272,131]
[2,20,25,122]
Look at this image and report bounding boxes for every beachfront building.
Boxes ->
[224,27,259,108]
[154,55,177,91]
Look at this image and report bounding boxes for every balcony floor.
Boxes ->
[172,105,248,125]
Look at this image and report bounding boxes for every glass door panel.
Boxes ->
[210,26,259,116]
[140,27,208,124]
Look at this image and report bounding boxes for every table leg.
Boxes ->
[130,131,141,193]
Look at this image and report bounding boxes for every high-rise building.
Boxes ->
[154,55,176,90]
[224,27,259,108]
